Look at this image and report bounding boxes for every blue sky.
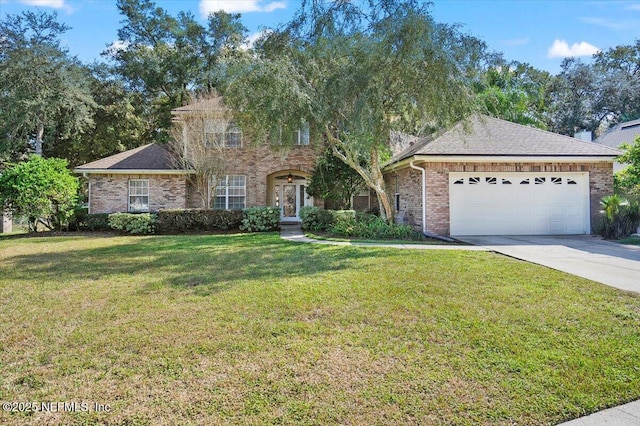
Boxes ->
[1,0,639,74]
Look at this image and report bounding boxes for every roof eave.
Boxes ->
[384,154,619,172]
[73,168,194,175]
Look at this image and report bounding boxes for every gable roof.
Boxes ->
[74,144,188,174]
[594,118,640,149]
[390,115,621,165]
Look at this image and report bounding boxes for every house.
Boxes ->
[74,99,325,222]
[594,118,640,172]
[383,115,620,236]
[75,106,620,236]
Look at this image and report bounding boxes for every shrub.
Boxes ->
[108,213,156,234]
[594,195,640,239]
[240,206,280,232]
[328,211,423,240]
[155,209,242,233]
[72,211,111,232]
[299,206,334,231]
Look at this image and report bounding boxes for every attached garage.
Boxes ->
[384,115,621,237]
[449,172,590,235]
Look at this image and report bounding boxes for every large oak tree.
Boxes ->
[223,0,486,221]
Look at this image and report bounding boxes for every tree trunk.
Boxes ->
[327,133,395,222]
[35,123,44,156]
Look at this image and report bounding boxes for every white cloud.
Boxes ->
[199,0,286,17]
[547,39,600,58]
[19,0,66,8]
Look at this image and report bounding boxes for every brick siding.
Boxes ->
[385,161,614,236]
[89,144,322,213]
[89,174,186,214]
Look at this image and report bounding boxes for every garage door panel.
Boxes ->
[449,172,589,236]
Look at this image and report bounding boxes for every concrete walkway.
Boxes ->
[557,400,640,425]
[281,225,640,425]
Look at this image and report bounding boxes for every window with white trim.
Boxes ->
[205,121,242,148]
[129,179,149,212]
[212,175,246,210]
[293,122,310,145]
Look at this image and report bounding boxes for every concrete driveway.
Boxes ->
[455,235,640,293]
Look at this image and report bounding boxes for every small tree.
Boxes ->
[307,148,367,209]
[0,156,79,231]
[615,135,640,196]
[170,94,237,208]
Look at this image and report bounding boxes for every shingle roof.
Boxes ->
[391,115,621,163]
[594,118,640,149]
[74,144,181,172]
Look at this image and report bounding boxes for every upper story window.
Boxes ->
[205,120,242,148]
[129,179,149,212]
[293,122,310,145]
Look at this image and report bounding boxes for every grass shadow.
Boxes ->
[1,233,395,296]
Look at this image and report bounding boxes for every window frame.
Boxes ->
[128,179,149,212]
[211,175,246,210]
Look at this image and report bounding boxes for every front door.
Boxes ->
[274,176,312,222]
[282,184,297,219]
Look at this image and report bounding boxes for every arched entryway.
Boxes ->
[267,170,313,222]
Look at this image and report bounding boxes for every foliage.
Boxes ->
[615,135,640,196]
[594,195,640,239]
[224,0,488,221]
[299,206,335,231]
[75,212,111,232]
[329,211,423,240]
[108,212,156,234]
[154,209,242,233]
[0,11,96,159]
[240,206,280,232]
[307,148,367,209]
[0,156,79,231]
[474,62,551,129]
[549,40,640,136]
[110,0,247,144]
[46,63,149,167]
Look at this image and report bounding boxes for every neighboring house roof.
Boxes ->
[74,143,189,174]
[594,118,640,149]
[389,115,621,165]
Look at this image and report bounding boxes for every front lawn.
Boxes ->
[1,233,639,425]
[619,235,640,246]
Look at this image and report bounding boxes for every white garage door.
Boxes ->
[449,172,590,236]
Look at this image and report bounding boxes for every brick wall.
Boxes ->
[89,174,187,214]
[385,161,614,236]
[199,143,322,207]
[88,144,322,213]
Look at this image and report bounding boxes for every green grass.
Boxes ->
[304,232,459,245]
[619,235,640,246]
[1,233,639,425]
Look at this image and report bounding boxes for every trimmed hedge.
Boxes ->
[240,206,280,232]
[74,212,110,232]
[155,209,243,233]
[108,213,156,234]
